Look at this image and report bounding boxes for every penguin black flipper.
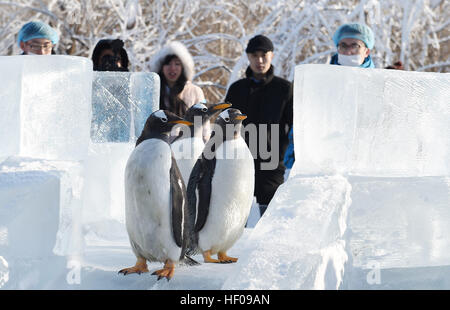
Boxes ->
[170,154,198,263]
[187,156,216,233]
[170,155,185,248]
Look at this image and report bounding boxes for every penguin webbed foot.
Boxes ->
[202,250,220,263]
[152,270,173,281]
[118,257,149,275]
[202,250,238,264]
[218,252,238,264]
[118,268,146,276]
[151,260,175,281]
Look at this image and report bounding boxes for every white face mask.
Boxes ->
[26,51,45,56]
[337,53,364,67]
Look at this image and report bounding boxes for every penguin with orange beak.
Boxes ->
[187,108,255,263]
[120,110,198,281]
[171,102,232,186]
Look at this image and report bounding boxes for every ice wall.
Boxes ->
[227,65,450,289]
[0,56,93,161]
[346,176,450,269]
[91,72,159,142]
[86,72,159,224]
[0,56,160,288]
[0,56,159,160]
[290,64,450,177]
[0,158,69,289]
[82,143,134,224]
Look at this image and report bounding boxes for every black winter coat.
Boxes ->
[225,65,293,205]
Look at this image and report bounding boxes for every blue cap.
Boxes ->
[17,21,59,47]
[332,23,374,49]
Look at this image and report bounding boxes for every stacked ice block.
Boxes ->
[0,55,92,288]
[0,56,93,161]
[224,64,450,289]
[0,56,159,288]
[291,64,450,177]
[90,72,159,142]
[85,71,159,224]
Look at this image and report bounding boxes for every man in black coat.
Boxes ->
[225,35,293,217]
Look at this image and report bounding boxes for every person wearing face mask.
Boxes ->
[92,39,130,72]
[17,21,59,55]
[283,23,375,184]
[330,23,375,68]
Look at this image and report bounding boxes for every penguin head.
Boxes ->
[207,102,232,120]
[184,103,209,125]
[214,108,247,140]
[147,109,193,133]
[136,110,192,146]
[184,102,232,125]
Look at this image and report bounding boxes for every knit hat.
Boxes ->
[17,21,59,47]
[245,35,274,53]
[332,23,374,49]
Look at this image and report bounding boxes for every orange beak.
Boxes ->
[213,103,232,110]
[169,120,193,126]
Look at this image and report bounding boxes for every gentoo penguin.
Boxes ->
[119,110,198,281]
[171,102,231,185]
[187,108,255,263]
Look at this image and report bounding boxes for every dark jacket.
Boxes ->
[225,65,293,204]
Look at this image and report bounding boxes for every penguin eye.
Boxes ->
[161,117,168,123]
[224,117,230,122]
[202,107,208,112]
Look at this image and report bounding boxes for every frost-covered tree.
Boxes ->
[0,0,448,101]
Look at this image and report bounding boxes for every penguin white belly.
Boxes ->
[172,137,204,185]
[125,139,181,262]
[198,139,255,254]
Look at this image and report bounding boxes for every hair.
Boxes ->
[385,61,404,70]
[92,39,129,71]
[158,54,188,116]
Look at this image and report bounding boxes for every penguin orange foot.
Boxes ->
[218,252,238,264]
[151,260,175,281]
[202,250,221,263]
[119,257,149,275]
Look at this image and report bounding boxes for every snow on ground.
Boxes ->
[71,224,254,290]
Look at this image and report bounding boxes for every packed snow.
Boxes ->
[0,56,449,290]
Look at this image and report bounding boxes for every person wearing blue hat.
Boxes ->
[283,23,375,178]
[17,21,59,55]
[330,23,375,68]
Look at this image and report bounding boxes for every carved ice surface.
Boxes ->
[0,55,92,161]
[90,72,159,143]
[291,64,450,177]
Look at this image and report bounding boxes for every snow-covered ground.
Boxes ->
[1,56,449,290]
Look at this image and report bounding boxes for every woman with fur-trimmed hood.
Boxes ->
[149,41,205,117]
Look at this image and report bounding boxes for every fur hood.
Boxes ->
[149,41,195,81]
